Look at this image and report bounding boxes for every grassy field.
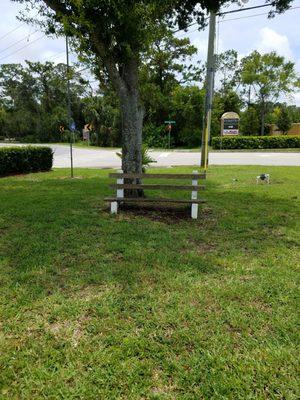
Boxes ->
[0,166,299,399]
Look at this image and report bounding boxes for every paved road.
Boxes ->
[1,143,299,167]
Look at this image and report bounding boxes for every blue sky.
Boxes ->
[0,0,299,104]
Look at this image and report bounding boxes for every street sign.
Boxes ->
[70,121,76,132]
[164,121,176,149]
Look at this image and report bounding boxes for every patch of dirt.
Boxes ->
[47,314,91,348]
[183,238,217,255]
[104,203,214,225]
[58,176,85,180]
[71,284,121,302]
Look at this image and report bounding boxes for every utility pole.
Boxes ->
[200,11,216,170]
[65,35,74,178]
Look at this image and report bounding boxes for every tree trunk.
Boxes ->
[260,101,265,136]
[120,89,143,175]
[103,56,144,197]
[104,57,144,175]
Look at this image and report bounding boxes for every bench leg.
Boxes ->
[111,201,118,214]
[191,170,199,219]
[191,203,198,219]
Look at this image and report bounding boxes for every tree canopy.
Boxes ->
[0,61,87,141]
[238,50,299,134]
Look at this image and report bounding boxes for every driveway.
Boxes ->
[1,143,299,167]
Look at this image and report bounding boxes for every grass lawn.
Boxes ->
[0,166,299,399]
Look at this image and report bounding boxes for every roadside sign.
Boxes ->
[221,112,240,136]
[223,118,239,134]
[70,121,76,132]
[164,121,176,149]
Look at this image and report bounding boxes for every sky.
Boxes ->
[0,0,299,104]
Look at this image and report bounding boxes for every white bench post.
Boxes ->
[191,170,198,219]
[111,169,124,214]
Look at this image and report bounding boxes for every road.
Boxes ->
[1,143,299,167]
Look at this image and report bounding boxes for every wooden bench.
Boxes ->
[105,170,206,219]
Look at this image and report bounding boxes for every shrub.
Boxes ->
[143,124,169,148]
[211,135,300,150]
[116,145,156,173]
[0,146,53,176]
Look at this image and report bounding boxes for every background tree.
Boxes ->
[238,51,299,135]
[170,85,205,148]
[215,50,239,93]
[286,104,300,123]
[276,106,292,134]
[0,62,87,142]
[82,96,120,147]
[140,30,204,148]
[239,106,260,135]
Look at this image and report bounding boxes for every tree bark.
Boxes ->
[260,100,265,136]
[119,61,144,197]
[120,89,144,174]
[102,56,144,197]
[103,57,144,175]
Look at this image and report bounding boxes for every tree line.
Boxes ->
[1,45,299,146]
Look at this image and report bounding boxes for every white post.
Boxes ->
[111,201,118,214]
[117,169,124,199]
[191,170,198,219]
[111,169,124,215]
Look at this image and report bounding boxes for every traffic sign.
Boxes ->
[70,121,76,132]
[164,120,176,124]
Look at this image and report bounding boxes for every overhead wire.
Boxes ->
[177,5,300,37]
[0,30,39,56]
[220,5,300,23]
[0,22,27,42]
[0,34,46,62]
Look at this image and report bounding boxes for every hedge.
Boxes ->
[211,135,300,150]
[0,146,53,176]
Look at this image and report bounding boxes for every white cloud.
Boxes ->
[257,27,293,60]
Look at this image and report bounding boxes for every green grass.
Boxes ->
[0,166,299,399]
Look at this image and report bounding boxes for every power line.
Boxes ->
[177,5,300,37]
[219,2,274,16]
[76,66,91,74]
[175,2,283,34]
[220,6,300,23]
[0,35,45,62]
[0,23,27,42]
[0,30,39,56]
[46,50,66,61]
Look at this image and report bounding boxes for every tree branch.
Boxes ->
[42,0,70,16]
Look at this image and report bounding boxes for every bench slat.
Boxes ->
[109,184,205,191]
[105,197,206,204]
[109,173,206,180]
